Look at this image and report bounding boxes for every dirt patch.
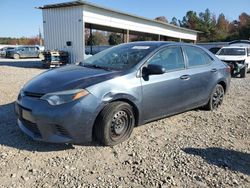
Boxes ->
[0,62,249,187]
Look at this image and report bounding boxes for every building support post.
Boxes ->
[126,30,129,43]
[158,35,161,41]
[122,30,125,43]
[90,24,93,55]
[179,38,182,42]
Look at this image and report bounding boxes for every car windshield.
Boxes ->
[83,43,159,70]
[217,48,246,56]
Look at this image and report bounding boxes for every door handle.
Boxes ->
[211,68,217,73]
[180,75,190,80]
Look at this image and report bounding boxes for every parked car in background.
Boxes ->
[216,45,250,78]
[16,42,231,146]
[209,47,222,54]
[0,47,15,57]
[42,50,69,68]
[35,45,45,52]
[5,45,44,59]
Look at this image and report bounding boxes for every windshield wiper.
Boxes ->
[83,64,113,71]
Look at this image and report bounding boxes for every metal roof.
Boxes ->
[38,0,200,34]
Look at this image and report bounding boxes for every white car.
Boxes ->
[216,45,250,78]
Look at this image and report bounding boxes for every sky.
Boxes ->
[0,0,249,38]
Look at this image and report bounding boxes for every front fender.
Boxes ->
[100,92,142,125]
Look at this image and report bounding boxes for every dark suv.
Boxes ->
[6,46,43,59]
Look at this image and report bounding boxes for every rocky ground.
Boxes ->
[0,60,249,188]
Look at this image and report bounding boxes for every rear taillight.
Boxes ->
[226,66,231,73]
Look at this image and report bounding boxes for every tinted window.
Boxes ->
[247,48,250,56]
[20,47,28,51]
[148,47,185,71]
[218,48,246,56]
[29,47,36,51]
[209,47,221,54]
[184,47,213,67]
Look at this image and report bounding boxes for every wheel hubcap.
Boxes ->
[110,109,133,141]
[212,87,224,109]
[112,111,128,135]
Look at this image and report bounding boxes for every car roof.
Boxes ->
[125,41,197,48]
[221,46,246,49]
[18,45,37,48]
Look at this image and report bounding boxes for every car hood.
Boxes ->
[215,55,246,61]
[23,65,121,94]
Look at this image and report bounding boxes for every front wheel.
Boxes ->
[240,66,247,78]
[94,102,135,146]
[13,53,20,59]
[204,84,225,111]
[38,53,44,60]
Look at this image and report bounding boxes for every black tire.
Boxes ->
[204,84,225,111]
[94,102,135,146]
[240,66,247,78]
[246,64,250,73]
[13,53,20,59]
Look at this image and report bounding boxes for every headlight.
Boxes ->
[18,90,25,101]
[41,89,89,105]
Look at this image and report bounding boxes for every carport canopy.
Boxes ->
[39,0,200,63]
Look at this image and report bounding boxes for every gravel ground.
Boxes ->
[0,60,249,188]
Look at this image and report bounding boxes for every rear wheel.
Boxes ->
[38,53,44,60]
[204,84,225,111]
[13,53,20,59]
[240,66,247,78]
[94,102,135,146]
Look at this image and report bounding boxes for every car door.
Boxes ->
[140,46,193,121]
[20,47,29,57]
[28,47,37,57]
[181,46,216,108]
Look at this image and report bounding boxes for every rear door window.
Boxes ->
[148,47,185,71]
[29,47,36,51]
[22,47,29,51]
[184,46,213,68]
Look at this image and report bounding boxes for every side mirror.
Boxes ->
[143,64,166,76]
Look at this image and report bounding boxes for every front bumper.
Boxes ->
[15,94,102,144]
[223,61,246,75]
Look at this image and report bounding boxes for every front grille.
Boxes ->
[222,60,244,64]
[54,124,70,137]
[21,119,41,137]
[24,91,44,98]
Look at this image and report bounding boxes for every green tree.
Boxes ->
[238,12,250,39]
[170,17,178,26]
[198,9,217,41]
[108,33,122,45]
[87,31,107,45]
[179,11,199,29]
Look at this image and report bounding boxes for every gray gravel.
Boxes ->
[0,60,249,188]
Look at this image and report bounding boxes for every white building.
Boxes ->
[39,0,199,63]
